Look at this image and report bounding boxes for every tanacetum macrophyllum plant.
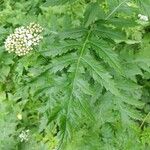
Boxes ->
[0,0,150,150]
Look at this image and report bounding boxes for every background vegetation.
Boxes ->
[0,0,150,149]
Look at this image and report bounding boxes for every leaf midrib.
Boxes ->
[58,29,91,149]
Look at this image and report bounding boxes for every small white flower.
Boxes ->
[19,129,30,142]
[26,40,32,47]
[26,33,33,39]
[138,14,149,22]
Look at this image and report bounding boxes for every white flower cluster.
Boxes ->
[17,113,22,120]
[19,129,30,142]
[138,14,149,22]
[4,23,43,56]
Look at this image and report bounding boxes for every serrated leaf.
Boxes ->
[51,54,77,73]
[84,2,105,27]
[82,55,119,96]
[90,39,123,74]
[43,0,76,6]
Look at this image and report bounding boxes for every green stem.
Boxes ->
[105,0,127,20]
[140,112,150,129]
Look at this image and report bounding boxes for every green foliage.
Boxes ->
[0,0,150,149]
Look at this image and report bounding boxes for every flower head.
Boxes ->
[4,23,43,56]
[19,129,30,142]
[17,113,22,120]
[138,14,149,22]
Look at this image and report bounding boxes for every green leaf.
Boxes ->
[0,65,10,82]
[51,54,77,73]
[82,55,119,96]
[43,0,76,6]
[41,40,81,57]
[89,39,123,74]
[94,24,126,40]
[84,2,105,27]
[0,92,6,101]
